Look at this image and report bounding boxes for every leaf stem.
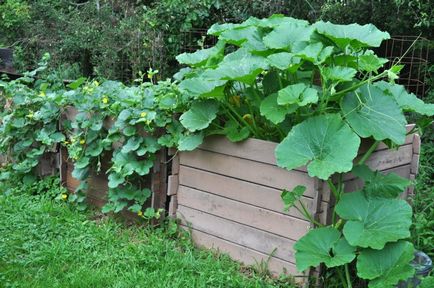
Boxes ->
[345,264,353,288]
[357,140,380,165]
[298,201,323,227]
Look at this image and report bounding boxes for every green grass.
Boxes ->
[0,179,295,288]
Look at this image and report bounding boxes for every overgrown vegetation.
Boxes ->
[1,0,432,81]
[0,175,297,288]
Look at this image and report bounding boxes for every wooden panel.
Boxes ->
[177,205,296,263]
[178,186,311,240]
[185,227,303,279]
[179,166,327,220]
[198,127,415,170]
[180,149,313,196]
[360,144,413,172]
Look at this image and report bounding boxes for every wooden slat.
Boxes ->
[179,166,327,221]
[167,175,179,196]
[362,144,413,172]
[184,227,303,279]
[178,186,311,240]
[198,126,416,169]
[168,196,177,217]
[177,205,296,263]
[180,149,313,196]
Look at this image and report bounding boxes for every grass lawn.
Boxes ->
[0,179,295,288]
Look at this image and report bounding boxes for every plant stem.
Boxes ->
[329,70,388,101]
[223,102,258,137]
[298,201,323,227]
[357,140,380,165]
[345,264,353,288]
[336,267,348,287]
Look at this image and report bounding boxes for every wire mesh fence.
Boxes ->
[378,36,431,97]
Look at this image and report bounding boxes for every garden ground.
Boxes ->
[0,177,296,288]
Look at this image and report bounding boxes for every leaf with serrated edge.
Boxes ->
[180,100,219,132]
[260,93,296,124]
[341,84,407,145]
[294,227,356,272]
[336,191,412,249]
[275,114,360,180]
[357,241,415,288]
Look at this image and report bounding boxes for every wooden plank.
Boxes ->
[168,196,177,217]
[411,154,420,175]
[171,154,180,175]
[167,175,179,196]
[177,205,297,263]
[360,144,413,172]
[178,186,311,240]
[198,127,415,169]
[178,166,327,220]
[180,149,313,195]
[184,227,304,279]
[412,134,421,155]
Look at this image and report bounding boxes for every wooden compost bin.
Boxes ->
[167,125,420,282]
[60,107,167,214]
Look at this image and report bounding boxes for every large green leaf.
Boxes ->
[180,100,219,132]
[275,114,360,180]
[358,52,388,73]
[294,227,356,272]
[374,81,434,116]
[223,119,251,142]
[260,93,296,125]
[341,84,407,145]
[322,66,357,82]
[336,191,412,249]
[178,132,204,151]
[267,52,301,72]
[202,49,268,84]
[121,136,143,153]
[352,164,411,198]
[314,21,390,49]
[179,78,226,99]
[357,241,415,288]
[176,40,225,67]
[263,21,313,50]
[277,83,318,106]
[219,26,267,52]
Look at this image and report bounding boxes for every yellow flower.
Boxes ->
[63,140,70,145]
[38,91,46,97]
[145,120,151,125]
[229,95,241,107]
[92,80,99,87]
[140,112,147,118]
[61,194,68,200]
[79,139,85,145]
[27,112,34,118]
[102,97,109,104]
[137,211,143,217]
[242,114,253,125]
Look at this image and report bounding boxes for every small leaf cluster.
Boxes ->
[174,15,434,287]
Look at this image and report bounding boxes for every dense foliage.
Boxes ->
[1,0,432,81]
[173,15,434,287]
[1,13,433,287]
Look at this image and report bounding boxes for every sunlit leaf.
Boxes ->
[180,100,219,132]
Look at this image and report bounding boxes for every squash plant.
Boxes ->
[174,15,434,287]
[0,54,66,176]
[62,78,184,214]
